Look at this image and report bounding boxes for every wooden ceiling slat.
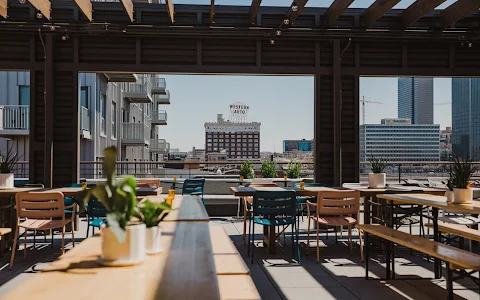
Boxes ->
[0,0,6,19]
[363,0,401,27]
[28,0,51,20]
[210,0,214,25]
[165,0,174,23]
[327,0,354,25]
[288,0,308,24]
[121,0,134,22]
[249,0,261,25]
[402,0,446,27]
[74,0,92,21]
[440,0,480,27]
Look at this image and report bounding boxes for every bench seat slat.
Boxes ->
[425,222,480,243]
[356,224,480,270]
[210,226,250,275]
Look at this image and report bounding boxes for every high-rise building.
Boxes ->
[283,139,313,153]
[452,78,480,160]
[398,77,434,124]
[360,118,440,162]
[204,112,260,160]
[440,126,452,161]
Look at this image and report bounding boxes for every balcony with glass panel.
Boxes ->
[124,76,153,104]
[0,105,29,136]
[151,110,167,125]
[80,106,91,139]
[151,77,166,95]
[153,91,170,105]
[149,139,170,153]
[122,123,150,146]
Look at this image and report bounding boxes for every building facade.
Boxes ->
[398,77,434,124]
[440,126,453,161]
[204,113,260,161]
[452,78,480,160]
[283,139,313,152]
[360,118,440,162]
[0,71,171,178]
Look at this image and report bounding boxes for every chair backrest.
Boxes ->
[293,182,327,189]
[137,178,161,188]
[16,191,65,219]
[24,183,45,188]
[251,178,273,185]
[182,179,205,195]
[252,191,297,217]
[87,199,107,218]
[70,183,96,188]
[316,191,360,216]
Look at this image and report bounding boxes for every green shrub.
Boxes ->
[239,160,254,179]
[285,160,302,179]
[261,161,277,178]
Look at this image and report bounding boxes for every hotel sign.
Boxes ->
[229,102,249,123]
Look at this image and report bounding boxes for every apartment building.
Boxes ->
[0,71,171,178]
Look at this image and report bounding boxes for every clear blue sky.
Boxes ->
[160,0,456,152]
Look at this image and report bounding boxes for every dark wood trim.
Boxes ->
[197,39,202,65]
[333,39,341,186]
[249,0,261,25]
[402,44,408,68]
[209,0,214,25]
[327,0,354,25]
[363,0,401,27]
[44,34,54,188]
[256,40,261,67]
[402,0,446,27]
[440,0,480,28]
[287,0,309,25]
[136,37,141,65]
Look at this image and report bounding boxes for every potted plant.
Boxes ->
[261,161,277,178]
[368,155,387,188]
[80,146,146,266]
[135,199,171,254]
[285,160,302,179]
[451,154,478,204]
[239,160,254,179]
[0,145,20,189]
[444,177,455,203]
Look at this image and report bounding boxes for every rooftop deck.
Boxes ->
[1,214,478,299]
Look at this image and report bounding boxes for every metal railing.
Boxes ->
[0,105,29,130]
[151,110,167,123]
[154,91,170,103]
[80,106,90,132]
[122,123,150,143]
[151,77,166,91]
[125,77,152,95]
[150,139,170,153]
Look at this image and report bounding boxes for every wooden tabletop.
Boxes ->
[376,193,480,214]
[145,195,210,222]
[343,184,447,197]
[230,186,286,197]
[136,187,162,197]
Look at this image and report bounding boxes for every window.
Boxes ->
[80,87,88,109]
[19,85,30,106]
[100,94,106,134]
[111,102,117,139]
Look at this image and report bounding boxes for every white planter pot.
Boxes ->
[0,173,14,189]
[445,190,454,203]
[145,226,162,255]
[100,223,146,266]
[368,173,386,188]
[453,188,473,204]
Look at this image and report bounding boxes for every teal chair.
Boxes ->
[86,199,107,237]
[181,179,205,205]
[248,190,299,264]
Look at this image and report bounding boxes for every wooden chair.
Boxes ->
[9,191,76,270]
[137,178,161,188]
[306,190,363,262]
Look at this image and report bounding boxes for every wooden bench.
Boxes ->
[357,224,480,300]
[217,275,261,300]
[0,228,12,256]
[210,225,250,275]
[425,222,480,244]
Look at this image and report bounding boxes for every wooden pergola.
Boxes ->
[1,0,480,187]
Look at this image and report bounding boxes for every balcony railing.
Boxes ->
[154,91,170,104]
[80,107,90,132]
[151,78,166,94]
[151,110,167,125]
[122,123,150,145]
[0,105,29,131]
[124,77,152,103]
[150,139,170,153]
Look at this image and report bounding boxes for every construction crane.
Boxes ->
[360,96,382,125]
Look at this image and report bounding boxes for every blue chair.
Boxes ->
[86,199,107,237]
[294,183,328,222]
[181,179,206,205]
[248,190,299,264]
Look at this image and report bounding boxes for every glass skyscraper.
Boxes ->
[398,77,434,124]
[452,78,480,160]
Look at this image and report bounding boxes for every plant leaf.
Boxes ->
[106,212,126,243]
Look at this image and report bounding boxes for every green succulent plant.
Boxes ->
[80,146,137,243]
[450,153,478,189]
[369,155,387,174]
[135,200,171,228]
[0,145,20,174]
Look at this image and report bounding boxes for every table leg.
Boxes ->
[269,226,276,255]
[390,200,395,280]
[432,207,441,279]
[364,196,371,224]
[263,225,268,247]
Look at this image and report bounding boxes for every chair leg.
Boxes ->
[247,215,251,257]
[33,230,36,249]
[9,226,19,270]
[86,222,90,238]
[307,217,311,252]
[43,230,47,243]
[359,229,364,262]
[71,225,75,248]
[316,222,320,263]
[348,225,352,252]
[291,223,294,261]
[61,225,65,254]
[251,219,255,265]
[51,229,54,248]
[243,203,247,245]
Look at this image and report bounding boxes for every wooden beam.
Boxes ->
[249,0,261,25]
[402,0,446,27]
[363,0,401,27]
[327,0,354,25]
[28,0,51,20]
[210,0,214,25]
[121,0,134,22]
[0,0,6,19]
[440,0,480,28]
[73,0,92,21]
[165,0,174,23]
[288,0,308,25]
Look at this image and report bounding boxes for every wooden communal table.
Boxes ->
[3,194,260,300]
[376,193,480,279]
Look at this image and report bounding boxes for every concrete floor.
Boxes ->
[0,216,479,300]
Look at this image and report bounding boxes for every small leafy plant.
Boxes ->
[261,161,277,178]
[451,154,479,189]
[369,155,387,174]
[0,145,20,174]
[239,160,254,179]
[80,147,137,242]
[135,200,171,228]
[285,160,302,179]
